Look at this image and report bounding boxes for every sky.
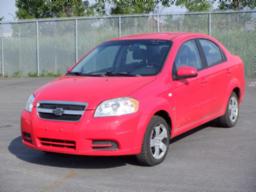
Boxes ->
[0,0,16,21]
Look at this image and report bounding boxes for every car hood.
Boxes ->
[35,76,156,109]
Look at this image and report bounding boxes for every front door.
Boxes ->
[171,40,209,133]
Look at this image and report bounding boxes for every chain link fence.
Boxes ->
[0,10,256,77]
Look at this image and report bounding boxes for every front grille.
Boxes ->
[39,103,85,111]
[39,113,81,121]
[40,138,76,149]
[37,101,87,121]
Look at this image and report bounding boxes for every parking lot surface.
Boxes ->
[0,78,256,192]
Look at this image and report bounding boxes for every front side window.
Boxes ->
[199,39,224,66]
[174,40,203,71]
[70,40,172,76]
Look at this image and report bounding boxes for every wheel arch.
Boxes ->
[154,110,173,138]
[220,79,243,116]
[233,87,241,102]
[134,100,174,153]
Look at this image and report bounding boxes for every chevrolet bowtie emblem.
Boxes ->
[53,108,64,116]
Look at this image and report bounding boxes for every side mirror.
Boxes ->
[176,66,198,79]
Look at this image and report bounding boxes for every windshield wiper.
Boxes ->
[104,72,140,77]
[66,71,140,77]
[66,71,83,76]
[66,71,105,76]
[82,72,107,76]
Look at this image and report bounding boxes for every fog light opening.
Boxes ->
[92,140,118,150]
[22,132,32,144]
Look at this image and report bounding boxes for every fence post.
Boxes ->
[208,12,212,35]
[18,24,21,74]
[157,13,160,32]
[254,56,256,78]
[118,16,122,37]
[36,20,40,76]
[1,38,4,77]
[75,19,78,62]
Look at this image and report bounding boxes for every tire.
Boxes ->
[136,116,170,166]
[217,92,239,128]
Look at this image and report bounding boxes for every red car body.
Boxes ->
[21,33,245,161]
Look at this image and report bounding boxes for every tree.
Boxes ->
[87,0,175,15]
[111,0,174,14]
[217,0,256,10]
[85,0,213,15]
[16,0,85,19]
[0,17,3,21]
[176,0,211,11]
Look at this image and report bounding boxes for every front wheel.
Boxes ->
[217,92,239,128]
[136,116,170,166]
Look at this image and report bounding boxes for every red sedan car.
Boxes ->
[21,32,245,166]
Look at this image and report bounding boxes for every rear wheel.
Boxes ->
[136,116,170,166]
[218,92,239,128]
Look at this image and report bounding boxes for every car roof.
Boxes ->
[112,32,210,41]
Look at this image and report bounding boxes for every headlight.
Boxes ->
[95,97,139,117]
[25,94,35,112]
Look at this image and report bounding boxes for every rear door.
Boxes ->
[197,39,228,117]
[172,40,209,131]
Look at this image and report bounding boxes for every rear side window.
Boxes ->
[199,39,224,66]
[174,40,203,70]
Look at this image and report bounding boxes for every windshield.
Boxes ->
[69,40,172,77]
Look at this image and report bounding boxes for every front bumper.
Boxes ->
[21,109,143,156]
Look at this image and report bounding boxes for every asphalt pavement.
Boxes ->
[0,78,256,192]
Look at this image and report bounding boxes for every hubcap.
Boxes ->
[228,96,238,123]
[150,124,168,160]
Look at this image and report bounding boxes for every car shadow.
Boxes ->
[8,121,222,168]
[8,136,136,169]
[170,120,223,144]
